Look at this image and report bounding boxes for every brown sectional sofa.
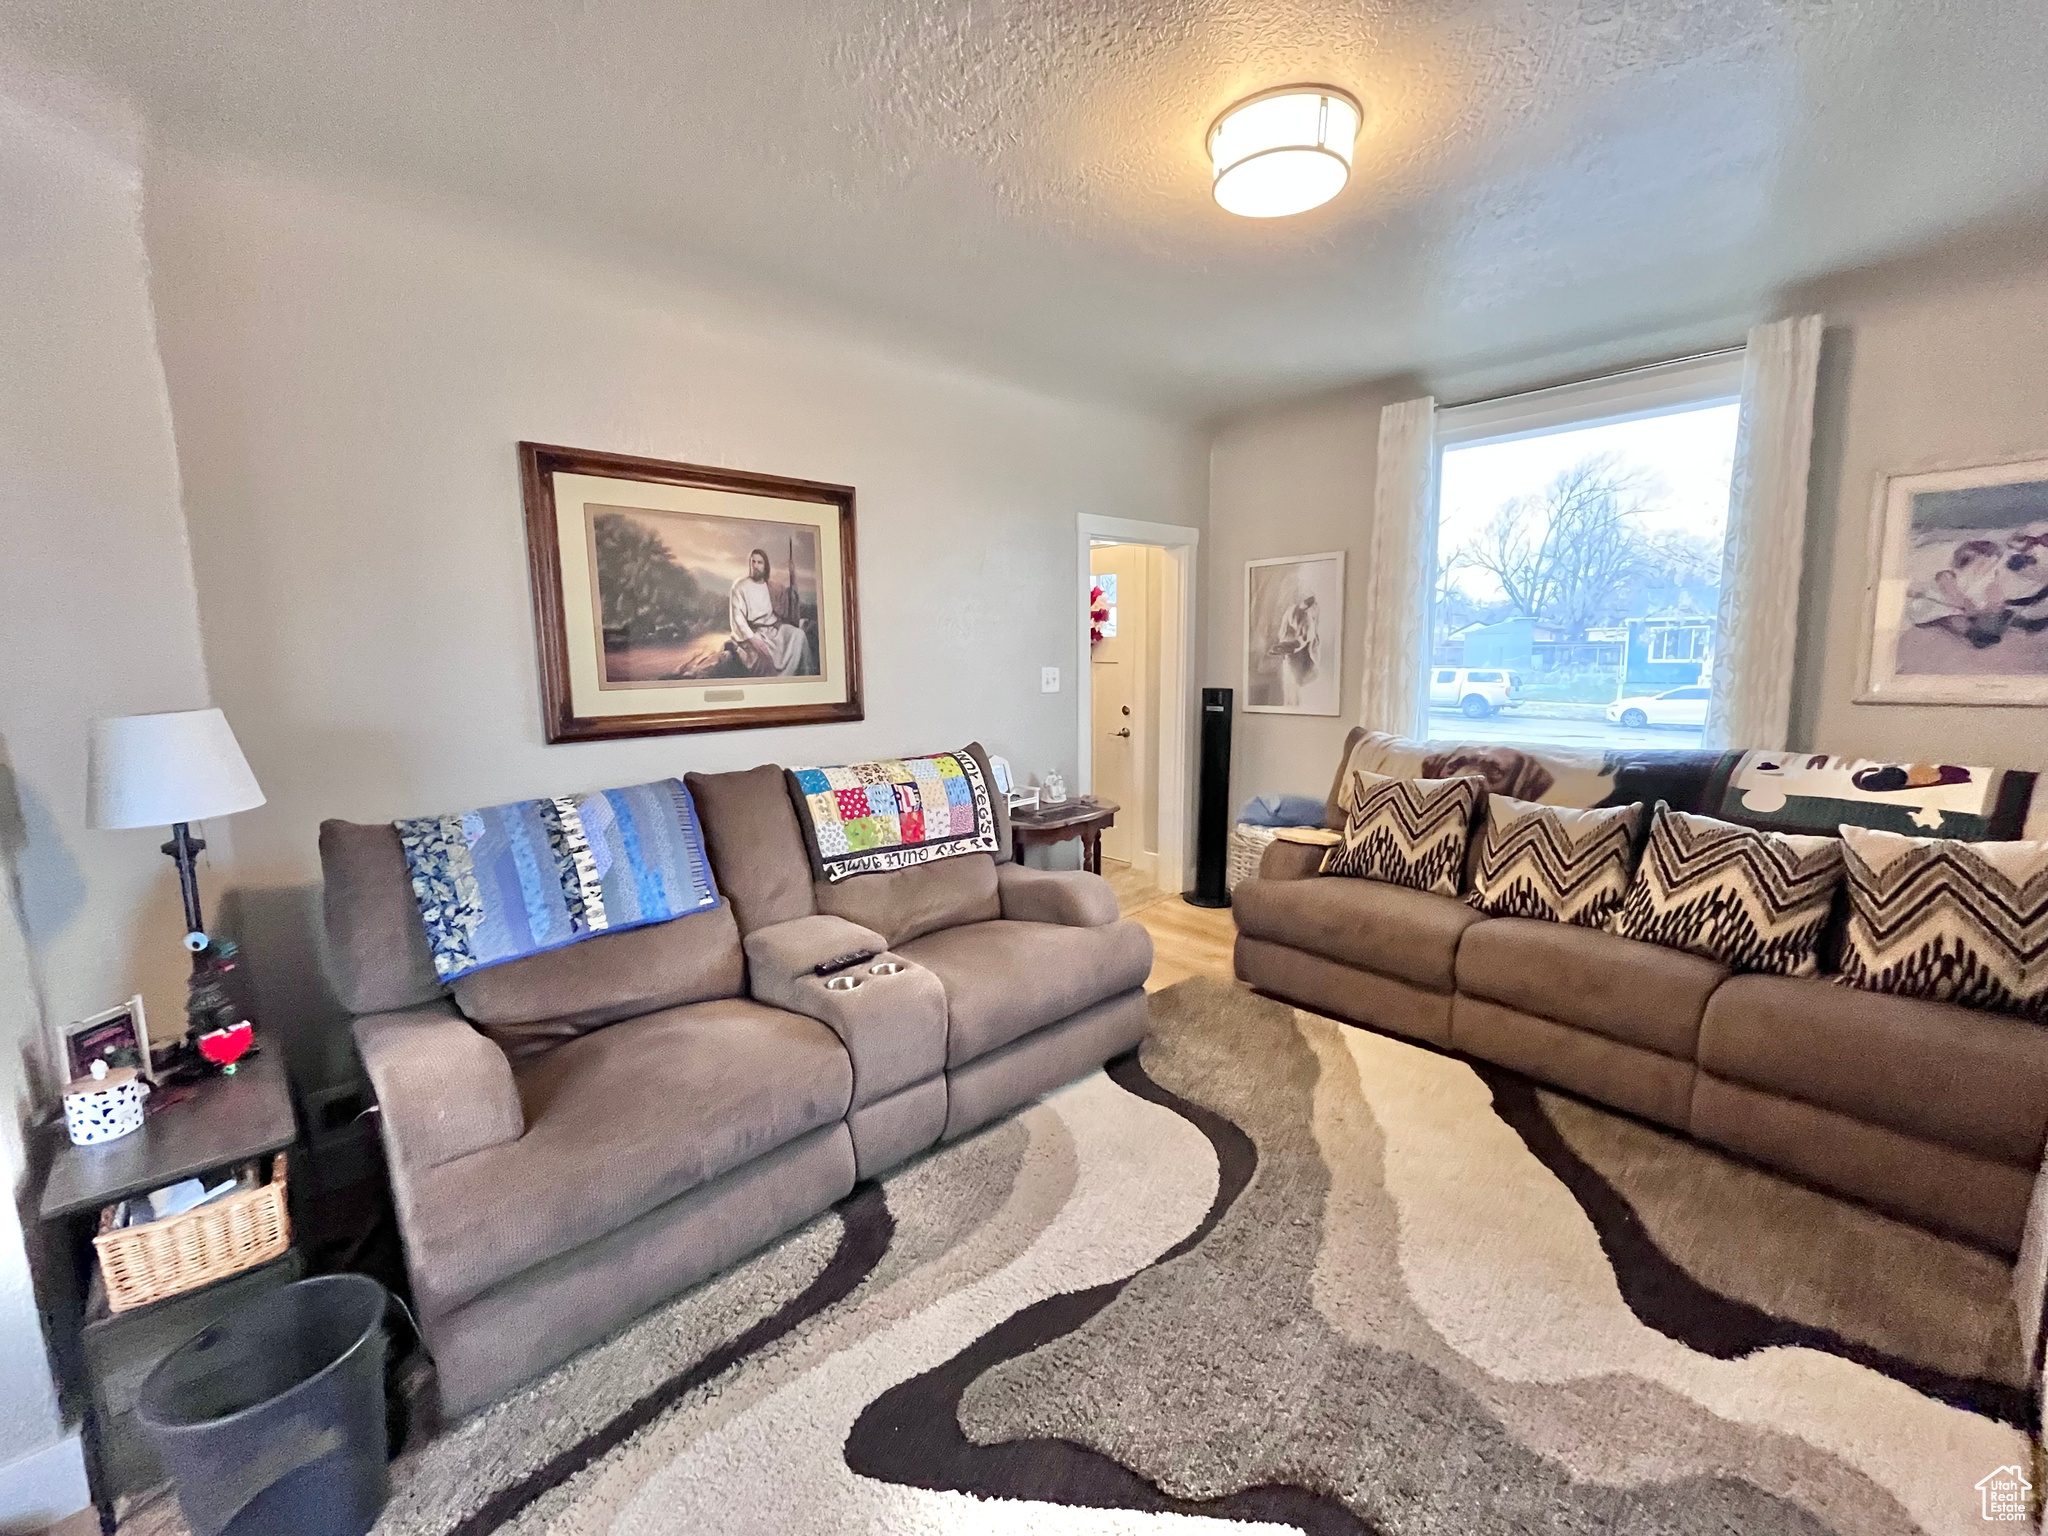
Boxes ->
[320,750,1152,1414]
[1235,779,2048,1257]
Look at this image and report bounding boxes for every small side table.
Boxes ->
[1010,798,1119,874]
[38,1052,299,1534]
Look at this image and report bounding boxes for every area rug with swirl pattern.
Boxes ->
[132,976,2036,1535]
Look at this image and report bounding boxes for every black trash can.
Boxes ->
[137,1273,391,1536]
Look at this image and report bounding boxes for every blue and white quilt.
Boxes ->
[396,779,720,981]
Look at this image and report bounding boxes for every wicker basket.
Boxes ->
[1226,823,1283,891]
[95,1154,290,1313]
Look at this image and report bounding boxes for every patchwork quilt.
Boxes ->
[396,778,720,981]
[789,749,1000,882]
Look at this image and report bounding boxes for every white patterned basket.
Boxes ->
[1227,824,1284,891]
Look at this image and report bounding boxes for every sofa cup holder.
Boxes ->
[868,961,905,976]
[824,974,864,992]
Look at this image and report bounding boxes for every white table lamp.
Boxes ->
[88,708,265,954]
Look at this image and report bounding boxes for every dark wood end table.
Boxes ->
[1009,798,1119,873]
[38,1052,299,1533]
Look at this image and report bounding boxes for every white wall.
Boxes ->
[1207,239,2048,809]
[1205,383,1406,806]
[1791,238,2048,767]
[140,155,1208,1089]
[0,75,211,1525]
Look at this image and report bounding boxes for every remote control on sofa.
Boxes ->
[814,949,878,977]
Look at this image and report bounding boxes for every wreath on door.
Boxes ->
[1090,582,1111,646]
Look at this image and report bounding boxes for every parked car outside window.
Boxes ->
[1429,668,1522,719]
[1604,685,1710,729]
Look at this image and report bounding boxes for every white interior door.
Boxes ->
[1089,543,1152,868]
[1076,514,1199,893]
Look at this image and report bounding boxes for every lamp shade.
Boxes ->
[88,709,266,830]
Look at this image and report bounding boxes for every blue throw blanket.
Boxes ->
[396,779,720,981]
[1237,793,1329,829]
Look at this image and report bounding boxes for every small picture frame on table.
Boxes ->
[62,996,151,1085]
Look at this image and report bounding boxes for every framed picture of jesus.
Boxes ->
[520,442,864,741]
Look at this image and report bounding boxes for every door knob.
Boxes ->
[1114,728,1131,739]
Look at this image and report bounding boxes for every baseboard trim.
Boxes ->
[0,1433,89,1534]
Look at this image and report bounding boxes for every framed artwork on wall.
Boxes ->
[1856,454,2048,706]
[1244,551,1346,716]
[520,442,864,741]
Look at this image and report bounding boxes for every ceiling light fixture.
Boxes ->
[1208,85,1362,218]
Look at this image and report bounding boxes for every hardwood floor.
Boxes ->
[1099,857,1167,915]
[1127,891,1237,991]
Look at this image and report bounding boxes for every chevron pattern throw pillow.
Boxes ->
[1467,795,1643,928]
[1614,803,1843,976]
[1321,770,1484,897]
[1837,825,2048,1019]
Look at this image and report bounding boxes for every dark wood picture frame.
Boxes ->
[520,441,864,742]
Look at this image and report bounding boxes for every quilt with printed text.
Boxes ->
[788,749,999,881]
[396,778,720,981]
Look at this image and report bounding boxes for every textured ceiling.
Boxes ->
[5,0,2048,415]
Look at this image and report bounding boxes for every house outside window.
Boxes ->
[1646,623,1708,664]
[1427,353,1743,751]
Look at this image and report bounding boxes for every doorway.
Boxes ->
[1076,515,1200,913]
[1090,541,1158,896]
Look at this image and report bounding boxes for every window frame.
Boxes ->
[1434,351,1745,450]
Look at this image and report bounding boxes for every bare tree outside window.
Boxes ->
[1455,455,1655,641]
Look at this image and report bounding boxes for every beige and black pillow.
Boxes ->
[1467,795,1643,928]
[1614,803,1843,976]
[1321,770,1484,897]
[1837,825,2048,1020]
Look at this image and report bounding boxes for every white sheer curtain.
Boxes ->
[1360,396,1437,736]
[1704,315,1825,750]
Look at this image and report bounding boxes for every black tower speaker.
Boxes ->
[1183,687,1233,908]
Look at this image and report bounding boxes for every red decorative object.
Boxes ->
[1089,582,1111,646]
[196,1021,254,1073]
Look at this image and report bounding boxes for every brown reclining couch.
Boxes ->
[1233,737,2048,1255]
[319,744,1152,1414]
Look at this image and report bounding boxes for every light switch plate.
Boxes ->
[1041,666,1060,693]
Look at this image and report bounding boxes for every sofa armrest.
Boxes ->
[1259,837,1331,882]
[996,862,1118,926]
[744,914,945,1107]
[354,1000,523,1172]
